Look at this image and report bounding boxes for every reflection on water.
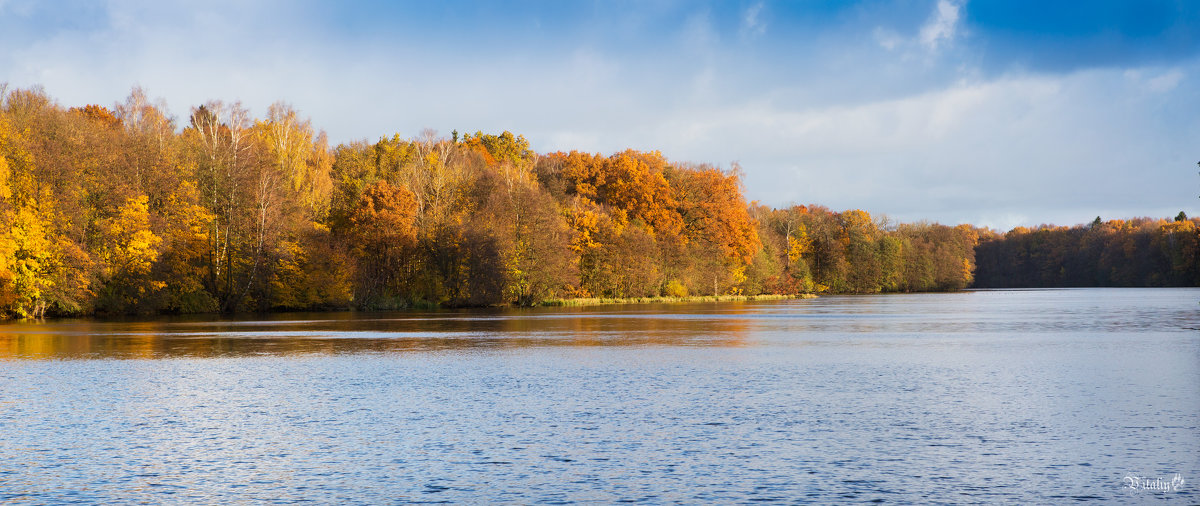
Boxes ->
[0,288,1197,503]
[0,306,760,359]
[2,289,1195,360]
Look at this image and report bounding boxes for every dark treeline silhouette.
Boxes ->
[973,215,1200,288]
[0,86,1191,318]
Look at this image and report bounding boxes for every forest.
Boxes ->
[973,215,1200,288]
[0,85,1191,318]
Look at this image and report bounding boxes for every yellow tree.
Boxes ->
[839,209,882,293]
[461,131,534,174]
[115,87,182,210]
[415,129,470,230]
[6,202,92,318]
[9,205,57,317]
[152,181,218,313]
[0,88,93,317]
[0,113,15,311]
[94,195,164,312]
[186,100,264,311]
[256,105,344,310]
[261,102,332,219]
[267,222,352,310]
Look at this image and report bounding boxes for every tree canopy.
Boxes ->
[0,85,1190,318]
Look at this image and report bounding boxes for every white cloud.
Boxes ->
[1124,67,1186,94]
[563,65,1197,229]
[873,27,903,51]
[1146,69,1184,93]
[919,0,962,51]
[681,9,718,51]
[3,1,1197,230]
[741,2,766,38]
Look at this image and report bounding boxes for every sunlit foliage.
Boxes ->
[0,85,1189,318]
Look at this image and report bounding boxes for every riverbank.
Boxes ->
[539,293,815,307]
[0,294,819,321]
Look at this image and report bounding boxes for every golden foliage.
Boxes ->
[2,83,1186,317]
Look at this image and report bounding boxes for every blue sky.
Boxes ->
[1,0,1197,229]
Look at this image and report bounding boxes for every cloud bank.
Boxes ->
[0,0,1196,230]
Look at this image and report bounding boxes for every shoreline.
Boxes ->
[0,294,818,323]
[539,293,816,307]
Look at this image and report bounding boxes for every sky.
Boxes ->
[1,0,1197,230]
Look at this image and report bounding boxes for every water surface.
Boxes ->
[1,288,1197,503]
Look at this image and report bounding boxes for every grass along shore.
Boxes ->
[539,293,815,307]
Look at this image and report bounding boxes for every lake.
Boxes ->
[1,288,1197,503]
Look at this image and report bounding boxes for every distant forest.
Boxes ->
[973,215,1199,288]
[0,86,1194,318]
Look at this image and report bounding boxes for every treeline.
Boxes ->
[974,215,1200,287]
[0,86,982,318]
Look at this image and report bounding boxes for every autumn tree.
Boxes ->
[671,163,760,295]
[974,217,1199,288]
[344,180,419,308]
[93,195,164,313]
[474,169,577,305]
[261,102,333,220]
[115,87,177,196]
[6,84,1183,318]
[185,100,263,311]
[0,87,95,317]
[151,181,217,313]
[839,209,882,293]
